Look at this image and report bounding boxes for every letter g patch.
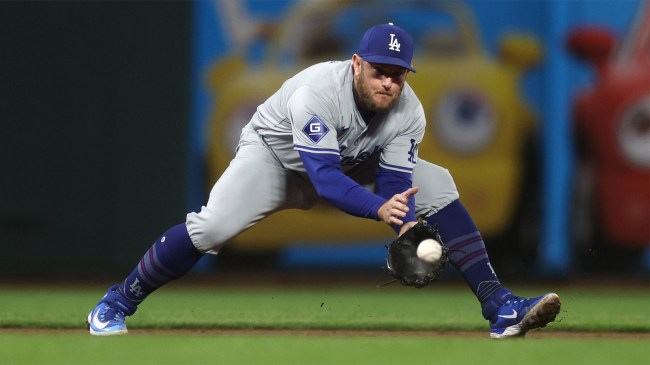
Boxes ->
[302,115,330,144]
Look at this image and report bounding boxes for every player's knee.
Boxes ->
[185,209,234,254]
[413,163,460,215]
[438,168,460,197]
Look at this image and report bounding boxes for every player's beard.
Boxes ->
[354,64,402,114]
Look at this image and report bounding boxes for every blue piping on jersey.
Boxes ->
[378,159,414,173]
[294,144,340,154]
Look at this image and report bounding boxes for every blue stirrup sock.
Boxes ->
[119,223,203,305]
[425,200,509,318]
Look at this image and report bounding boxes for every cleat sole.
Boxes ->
[520,293,561,335]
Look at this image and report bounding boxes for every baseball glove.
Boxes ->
[384,219,449,288]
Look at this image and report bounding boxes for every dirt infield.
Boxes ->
[3,328,649,339]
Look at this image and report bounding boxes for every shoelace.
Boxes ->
[504,295,525,305]
[101,304,126,323]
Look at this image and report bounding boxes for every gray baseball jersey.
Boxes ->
[248,60,425,174]
[186,60,459,254]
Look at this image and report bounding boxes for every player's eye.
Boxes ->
[373,66,405,82]
[433,89,495,154]
[388,70,407,81]
[371,65,385,76]
[618,96,650,168]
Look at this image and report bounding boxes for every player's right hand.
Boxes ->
[377,186,419,226]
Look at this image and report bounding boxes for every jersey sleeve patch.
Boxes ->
[302,115,330,144]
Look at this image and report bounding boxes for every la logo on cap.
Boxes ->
[388,34,401,52]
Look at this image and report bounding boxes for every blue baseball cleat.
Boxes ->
[483,290,561,339]
[86,285,137,336]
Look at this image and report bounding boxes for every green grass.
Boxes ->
[0,282,648,365]
[2,333,649,365]
[0,284,648,332]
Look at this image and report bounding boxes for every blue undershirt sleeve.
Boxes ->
[376,166,417,233]
[299,151,385,220]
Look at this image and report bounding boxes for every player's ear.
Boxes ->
[352,54,363,75]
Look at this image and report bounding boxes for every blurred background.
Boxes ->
[1,0,648,283]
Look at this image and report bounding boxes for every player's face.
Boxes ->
[352,55,408,114]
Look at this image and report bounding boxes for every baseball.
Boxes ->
[417,238,443,263]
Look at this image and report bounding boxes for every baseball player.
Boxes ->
[87,23,560,338]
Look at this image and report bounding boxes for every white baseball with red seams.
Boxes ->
[417,238,443,263]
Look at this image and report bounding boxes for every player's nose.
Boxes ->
[380,76,393,89]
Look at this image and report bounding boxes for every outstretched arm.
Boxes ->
[299,151,384,219]
[299,151,416,228]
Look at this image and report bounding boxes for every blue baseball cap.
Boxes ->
[358,23,416,73]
